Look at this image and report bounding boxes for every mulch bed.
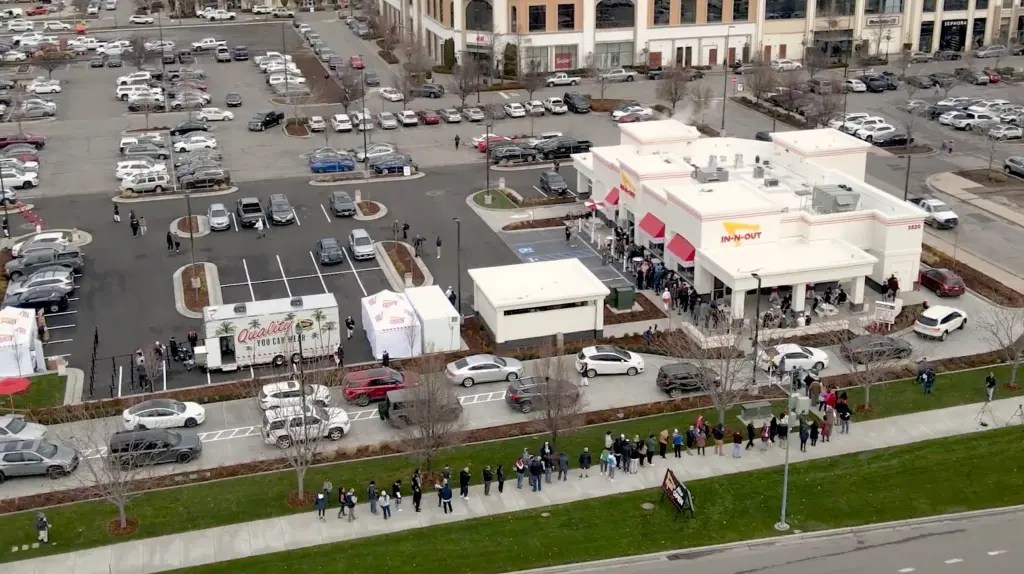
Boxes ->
[181,263,210,313]
[502,216,570,231]
[287,491,316,508]
[730,96,809,129]
[357,201,380,216]
[590,98,630,113]
[107,516,139,536]
[922,245,1024,307]
[887,144,935,156]
[284,124,310,136]
[293,52,343,105]
[954,169,1024,189]
[383,242,424,286]
[764,328,857,348]
[176,215,199,234]
[604,292,666,325]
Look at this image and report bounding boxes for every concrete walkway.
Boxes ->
[8,398,1023,574]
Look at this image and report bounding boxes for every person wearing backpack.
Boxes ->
[346,489,358,522]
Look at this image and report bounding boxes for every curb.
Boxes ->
[172,262,222,319]
[307,172,426,186]
[353,200,387,221]
[469,189,520,211]
[112,187,239,203]
[281,124,312,139]
[374,240,434,292]
[2,203,35,215]
[63,367,85,406]
[171,215,211,239]
[491,162,559,171]
[924,173,1023,226]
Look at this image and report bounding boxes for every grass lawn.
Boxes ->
[174,426,1024,574]
[3,374,66,411]
[0,365,1018,563]
[471,189,517,209]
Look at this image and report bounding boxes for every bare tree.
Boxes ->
[336,69,363,116]
[380,22,399,52]
[31,49,72,80]
[71,0,91,16]
[977,307,1024,389]
[451,60,480,107]
[811,89,845,127]
[870,26,896,58]
[520,59,543,100]
[745,63,779,104]
[688,84,717,124]
[840,341,907,411]
[658,331,753,426]
[802,47,828,81]
[394,354,464,473]
[531,342,586,448]
[655,67,690,111]
[125,35,156,70]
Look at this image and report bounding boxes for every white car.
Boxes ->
[331,113,352,132]
[377,111,399,129]
[2,51,27,63]
[190,37,227,51]
[380,87,404,102]
[7,20,34,33]
[129,14,155,24]
[951,112,996,130]
[855,123,896,141]
[252,4,273,14]
[543,97,568,114]
[196,107,234,121]
[308,115,327,132]
[127,91,165,104]
[397,110,418,126]
[116,164,166,180]
[771,58,802,71]
[913,305,967,341]
[25,80,61,94]
[938,111,966,126]
[11,231,68,257]
[264,62,301,75]
[117,71,152,85]
[967,99,1010,113]
[0,157,39,174]
[258,380,333,410]
[42,21,71,32]
[98,40,131,55]
[0,168,38,189]
[87,4,98,14]
[72,37,102,51]
[267,74,305,87]
[575,345,645,377]
[172,135,218,152]
[843,78,867,93]
[352,111,374,131]
[144,39,175,51]
[206,9,237,20]
[757,343,830,373]
[122,399,207,430]
[611,105,653,120]
[503,102,526,118]
[988,124,1024,140]
[842,116,885,133]
[937,96,969,107]
[828,112,868,129]
[255,52,291,66]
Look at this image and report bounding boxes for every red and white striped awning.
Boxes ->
[585,199,605,211]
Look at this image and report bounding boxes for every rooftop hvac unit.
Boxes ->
[753,165,764,178]
[764,177,779,187]
[812,184,861,214]
[696,167,730,183]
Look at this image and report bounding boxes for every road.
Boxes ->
[534,508,1022,574]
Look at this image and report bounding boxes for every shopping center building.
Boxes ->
[572,119,926,321]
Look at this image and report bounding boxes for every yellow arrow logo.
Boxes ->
[721,221,763,245]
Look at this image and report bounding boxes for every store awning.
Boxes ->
[667,234,696,267]
[605,187,620,205]
[638,213,665,239]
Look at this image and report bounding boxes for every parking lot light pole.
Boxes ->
[453,217,462,320]
[485,122,493,192]
[902,154,912,200]
[721,25,735,133]
[185,194,198,300]
[362,68,370,175]
[749,271,762,384]
[775,370,795,532]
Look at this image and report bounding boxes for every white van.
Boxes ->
[2,8,26,20]
[105,0,117,10]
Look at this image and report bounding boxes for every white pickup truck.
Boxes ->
[251,4,272,14]
[907,197,958,229]
[190,37,228,51]
[600,68,638,82]
[545,72,581,87]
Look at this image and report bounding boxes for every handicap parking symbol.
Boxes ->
[518,247,535,254]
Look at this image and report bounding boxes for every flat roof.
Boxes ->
[663,179,780,216]
[770,128,872,156]
[204,293,337,322]
[620,153,691,178]
[699,238,878,281]
[468,259,610,308]
[619,119,701,144]
[404,285,457,320]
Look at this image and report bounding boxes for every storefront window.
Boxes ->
[977,0,989,8]
[764,0,807,20]
[919,21,934,51]
[682,0,696,23]
[595,0,635,29]
[943,0,968,10]
[465,0,493,31]
[733,0,750,21]
[863,0,903,12]
[815,0,854,16]
[553,45,578,70]
[973,18,987,48]
[653,0,670,25]
[557,4,575,30]
[922,0,935,11]
[528,5,546,31]
[524,46,551,71]
[707,0,723,21]
[594,42,635,67]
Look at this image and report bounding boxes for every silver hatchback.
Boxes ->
[445,354,524,388]
[0,440,79,482]
[348,228,375,260]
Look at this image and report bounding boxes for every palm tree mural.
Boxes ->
[248,319,262,330]
[311,309,326,354]
[320,320,338,354]
[215,322,237,360]
[215,322,236,338]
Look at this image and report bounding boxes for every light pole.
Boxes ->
[721,25,735,133]
[750,271,762,384]
[185,194,198,301]
[485,122,493,191]
[361,68,370,174]
[453,217,462,319]
[775,369,795,532]
[902,154,912,200]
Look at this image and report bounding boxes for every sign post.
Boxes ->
[660,469,695,520]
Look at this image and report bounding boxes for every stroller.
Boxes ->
[175,343,196,371]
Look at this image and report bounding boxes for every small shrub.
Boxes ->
[431,65,452,75]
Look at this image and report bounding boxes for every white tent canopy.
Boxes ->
[404,286,461,354]
[360,290,422,360]
[0,307,44,377]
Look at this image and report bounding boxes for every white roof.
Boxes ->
[770,128,872,156]
[663,179,779,216]
[0,306,35,349]
[362,290,417,331]
[204,293,337,322]
[404,285,458,321]
[619,119,701,144]
[469,259,610,308]
[699,238,878,283]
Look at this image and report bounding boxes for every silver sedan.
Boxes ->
[444,354,524,388]
[0,415,47,442]
[207,202,231,231]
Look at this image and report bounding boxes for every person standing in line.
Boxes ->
[658,429,669,459]
[712,424,725,456]
[515,456,526,488]
[599,447,610,475]
[345,316,355,339]
[113,204,121,223]
[769,415,778,444]
[482,465,493,495]
[382,350,390,367]
[837,401,852,434]
[605,450,617,480]
[799,424,809,452]
[336,485,347,518]
[557,452,569,481]
[314,492,327,521]
[578,447,591,478]
[392,479,402,511]
[367,481,378,515]
[435,235,442,259]
[139,216,147,235]
[695,428,706,455]
[529,456,544,491]
[165,231,174,251]
[346,490,358,522]
[745,421,756,450]
[810,420,820,447]
[542,452,554,483]
[759,423,770,452]
[496,464,505,493]
[412,479,422,512]
[661,288,672,312]
[685,425,696,455]
[645,434,656,465]
[672,429,683,458]
[985,371,997,402]
[255,218,265,238]
[458,466,471,499]
[620,439,633,473]
[336,343,344,367]
[35,512,49,544]
[379,491,391,520]
[821,411,832,443]
[440,480,453,514]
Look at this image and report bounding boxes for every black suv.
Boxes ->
[491,145,538,165]
[539,170,569,195]
[563,91,591,113]
[858,75,888,93]
[505,377,580,414]
[236,197,264,227]
[535,138,593,160]
[656,362,719,398]
[411,83,445,98]
[379,388,463,427]
[248,110,285,131]
[107,429,202,469]
[4,286,69,314]
[647,66,705,81]
[179,168,230,190]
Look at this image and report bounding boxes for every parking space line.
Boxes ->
[231,212,238,232]
[68,297,80,302]
[320,204,331,223]
[533,185,549,197]
[292,209,301,226]
[342,248,367,296]
[308,251,329,293]
[46,311,76,317]
[43,339,73,345]
[242,259,256,301]
[321,268,381,278]
[46,325,75,330]
[276,255,292,298]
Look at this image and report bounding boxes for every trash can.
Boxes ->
[614,286,635,310]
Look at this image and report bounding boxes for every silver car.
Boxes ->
[0,440,79,481]
[445,354,524,388]
[207,202,231,231]
[348,228,375,260]
[378,111,399,130]
[0,415,47,442]
[6,269,75,296]
[354,142,396,162]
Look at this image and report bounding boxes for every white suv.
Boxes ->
[913,305,967,340]
[951,111,996,130]
[575,346,645,377]
[258,380,332,410]
[261,404,350,448]
[0,168,38,189]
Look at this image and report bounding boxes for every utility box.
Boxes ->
[614,286,635,310]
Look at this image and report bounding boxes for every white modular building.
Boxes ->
[0,307,45,377]
[360,290,423,360]
[404,285,461,354]
[468,259,611,348]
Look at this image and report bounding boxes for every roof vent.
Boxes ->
[290,297,303,308]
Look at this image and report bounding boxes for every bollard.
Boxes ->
[354,189,362,203]
[498,176,506,190]
[35,224,41,234]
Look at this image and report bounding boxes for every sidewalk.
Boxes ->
[8,398,1023,574]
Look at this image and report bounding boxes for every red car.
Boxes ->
[2,150,40,164]
[349,55,364,70]
[984,69,1001,83]
[417,110,440,125]
[0,134,45,150]
[616,112,653,123]
[342,367,418,406]
[27,6,49,15]
[477,134,510,152]
[920,268,966,297]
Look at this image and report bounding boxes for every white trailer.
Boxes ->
[194,294,341,372]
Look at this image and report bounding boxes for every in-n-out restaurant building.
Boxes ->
[572,120,926,321]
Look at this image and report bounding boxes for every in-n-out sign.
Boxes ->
[721,221,762,244]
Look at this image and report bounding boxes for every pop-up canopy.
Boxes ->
[360,290,422,359]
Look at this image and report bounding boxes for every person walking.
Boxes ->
[346,490,357,522]
[658,429,669,459]
[255,218,265,238]
[986,371,997,401]
[745,421,756,450]
[382,350,390,367]
[557,452,569,481]
[837,402,852,434]
[435,235,442,259]
[543,452,554,483]
[139,216,147,236]
[530,456,544,491]
[645,434,656,465]
[336,343,344,367]
[564,225,572,244]
[599,447,610,475]
[799,424,809,452]
[402,221,410,240]
[458,466,471,499]
[336,485,347,518]
[810,420,820,446]
[496,464,505,493]
[165,231,174,251]
[379,491,391,519]
[731,430,743,458]
[113,204,121,223]
[454,134,461,150]
[579,362,589,387]
[578,447,591,478]
[440,480,453,514]
[515,456,526,488]
[482,465,493,495]
[821,412,832,443]
[1,216,7,239]
[314,492,327,521]
[35,512,49,544]
[345,316,355,339]
[392,479,402,511]
[672,429,683,457]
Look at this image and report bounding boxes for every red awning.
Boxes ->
[667,234,696,267]
[638,213,665,239]
[605,186,620,205]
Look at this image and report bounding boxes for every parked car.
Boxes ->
[261,404,350,448]
[206,202,231,231]
[309,153,356,173]
[445,354,524,387]
[919,268,966,297]
[348,228,375,260]
[491,145,538,164]
[0,414,46,442]
[1004,156,1024,177]
[106,429,201,468]
[913,305,968,340]
[265,193,295,225]
[0,440,78,482]
[574,346,644,377]
[315,237,345,266]
[328,190,356,217]
[840,334,913,364]
[504,376,579,414]
[5,246,84,279]
[248,110,284,131]
[5,269,74,297]
[341,367,416,406]
[757,343,829,373]
[122,399,206,430]
[538,170,569,195]
[378,388,462,428]
[417,110,441,125]
[258,380,332,410]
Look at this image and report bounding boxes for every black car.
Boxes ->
[169,121,211,137]
[754,131,773,141]
[232,45,249,60]
[225,92,243,107]
[107,429,202,468]
[840,334,913,364]
[491,146,538,165]
[106,54,123,67]
[179,168,230,190]
[655,362,719,398]
[871,132,913,147]
[535,138,593,160]
[127,97,165,112]
[859,75,888,93]
[907,75,935,88]
[563,91,591,113]
[411,83,444,98]
[90,56,105,68]
[363,71,380,86]
[372,156,417,174]
[315,237,345,266]
[933,50,962,61]
[265,193,295,225]
[248,110,284,131]
[177,50,195,64]
[4,286,69,314]
[175,159,221,178]
[539,170,569,195]
[328,190,356,217]
[504,376,580,414]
